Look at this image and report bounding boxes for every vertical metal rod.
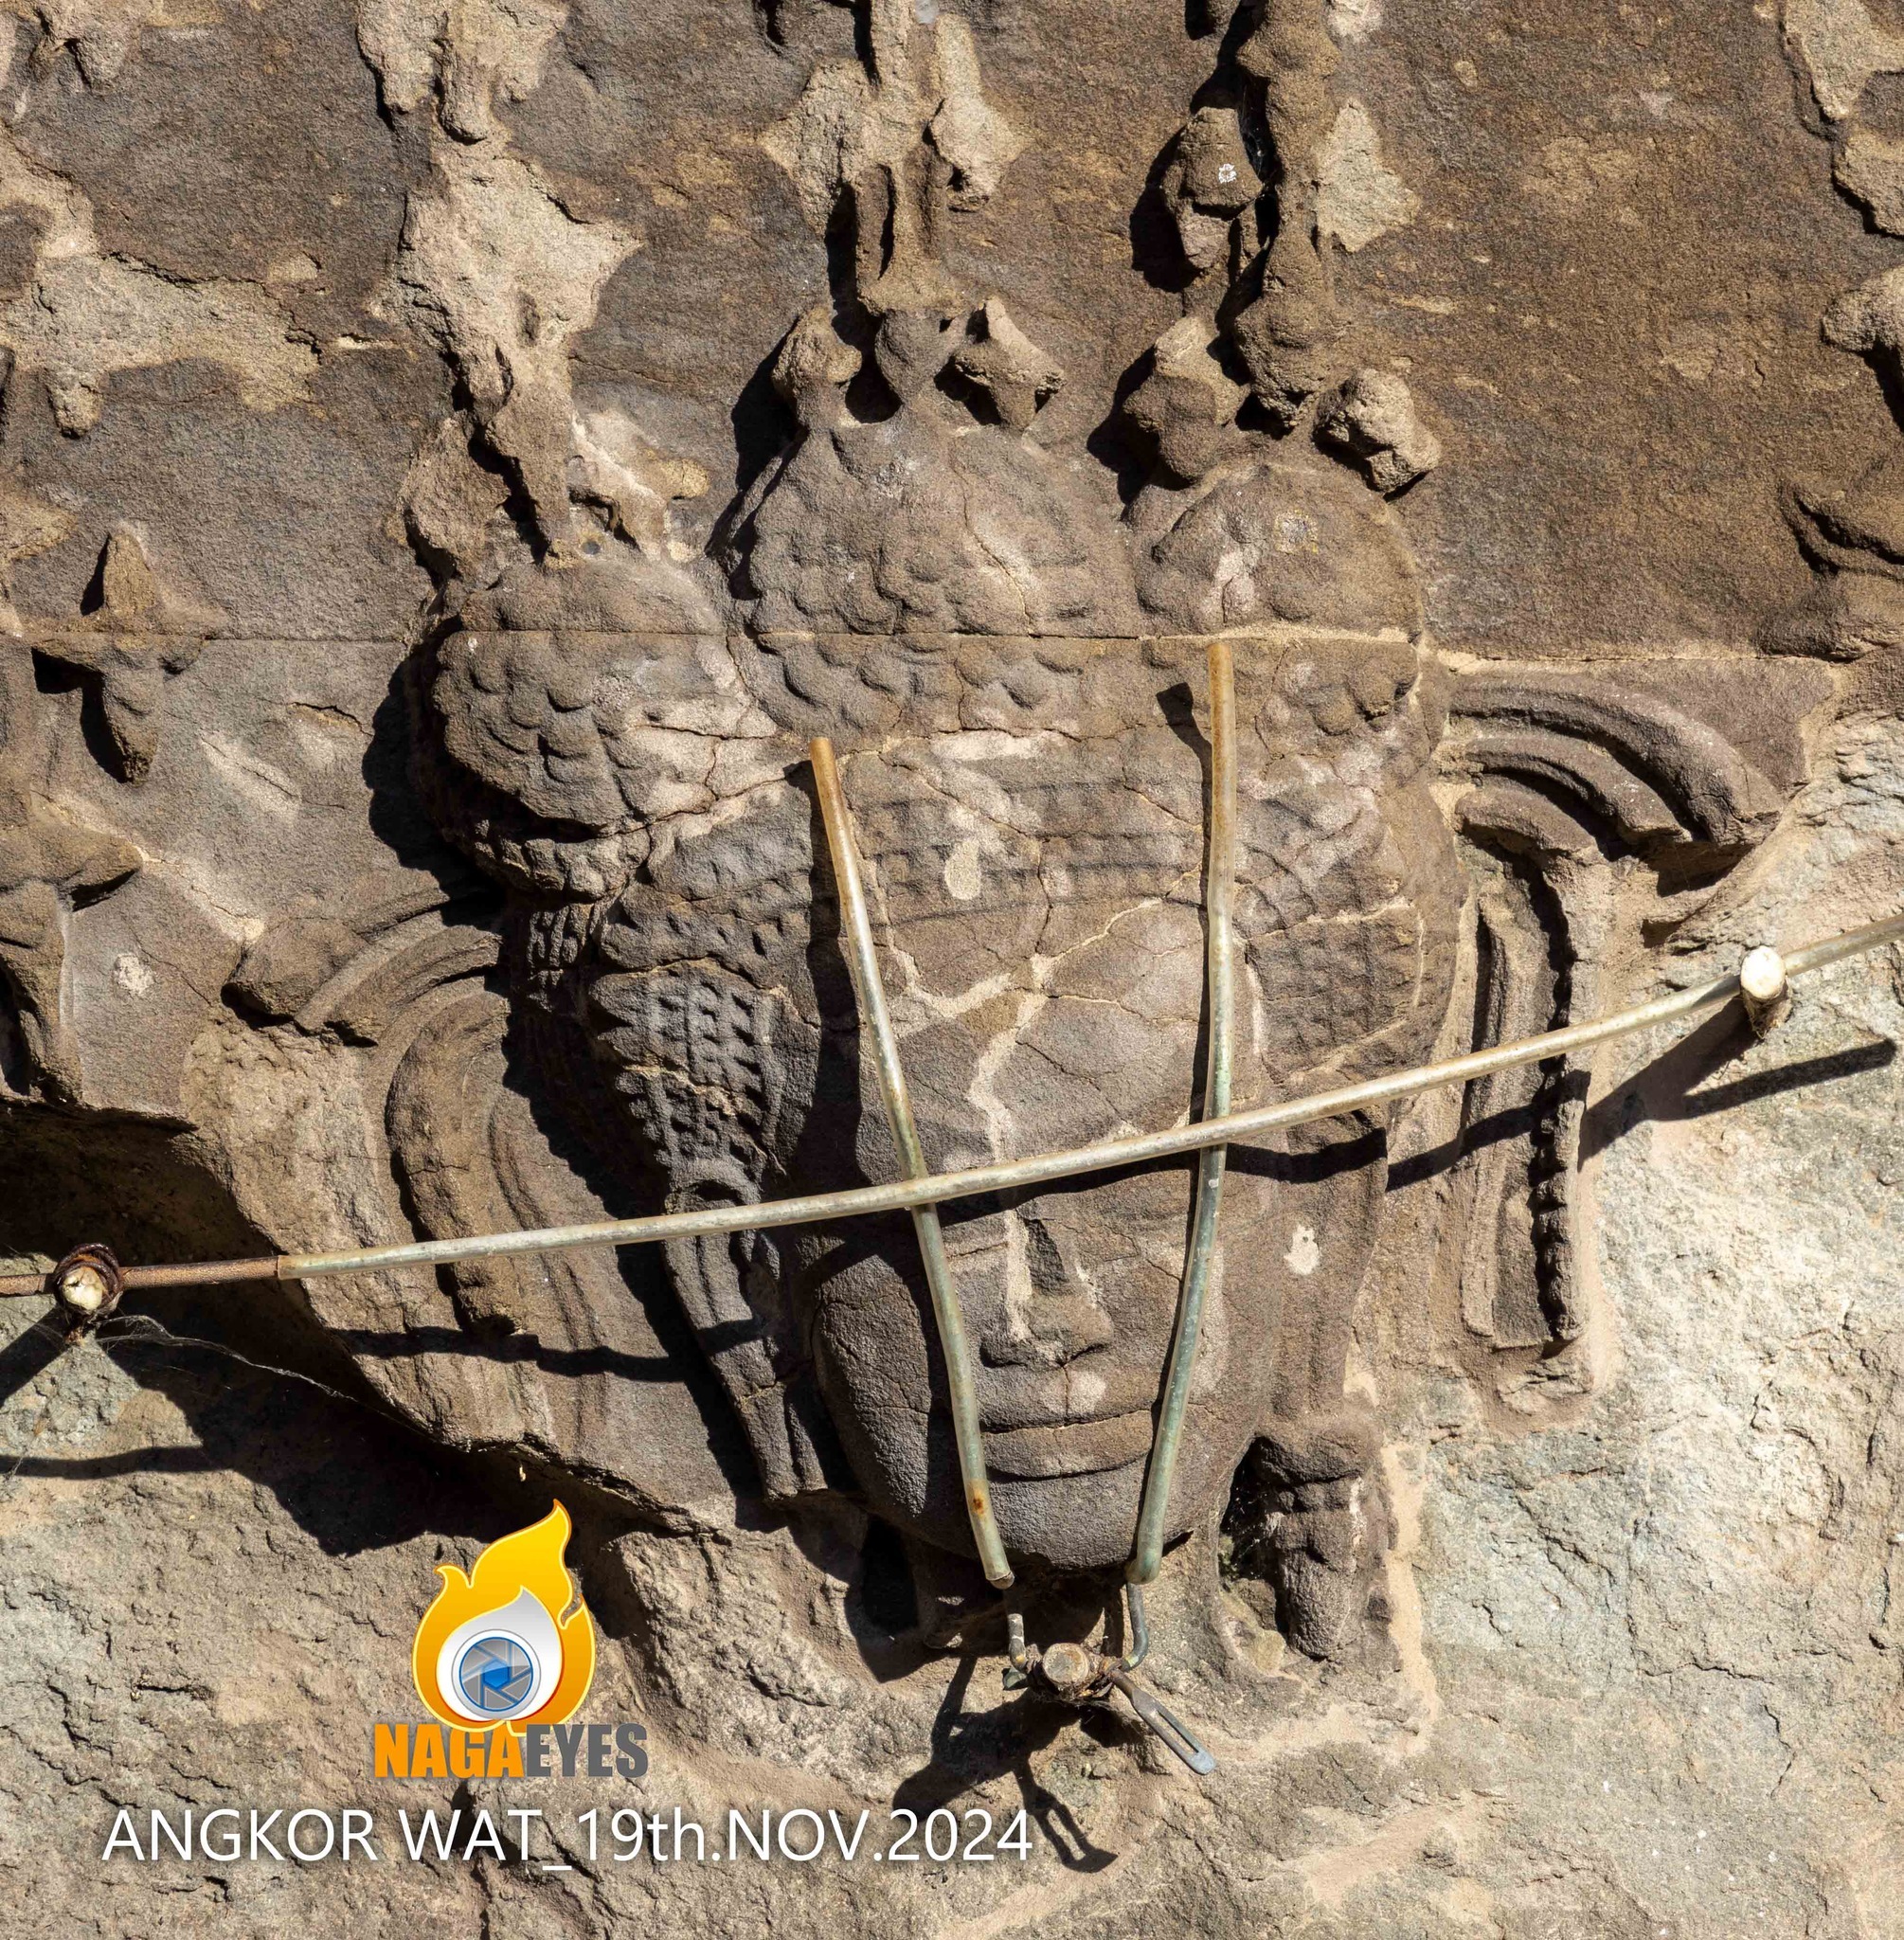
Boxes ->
[1006,1610,1031,1671]
[1128,637,1236,1587]
[1121,1580,1150,1670]
[809,737,1015,1590]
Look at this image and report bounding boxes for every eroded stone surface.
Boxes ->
[2,1,1904,1934]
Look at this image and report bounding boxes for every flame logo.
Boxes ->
[412,1503,596,1732]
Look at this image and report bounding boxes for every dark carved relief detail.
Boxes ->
[35,530,219,783]
[733,0,1137,638]
[1223,1413,1394,1663]
[1434,674,1791,1375]
[0,528,210,1101]
[0,646,140,1101]
[1119,0,1438,658]
[228,868,500,1045]
[1122,326,1425,636]
[1144,0,1438,475]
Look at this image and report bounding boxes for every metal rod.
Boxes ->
[1129,638,1235,1587]
[1005,1610,1031,1673]
[1121,1581,1150,1671]
[1105,1665,1216,1775]
[105,1258,280,1289]
[4,909,1902,1301]
[808,736,1013,1590]
[0,1254,282,1297]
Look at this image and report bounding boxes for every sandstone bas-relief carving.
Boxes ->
[0,0,1827,1660]
[380,0,1463,1647]
[1,0,1902,1931]
[225,0,1827,1669]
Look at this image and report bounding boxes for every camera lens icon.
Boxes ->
[455,1633,537,1716]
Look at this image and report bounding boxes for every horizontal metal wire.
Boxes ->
[2,910,1899,1300]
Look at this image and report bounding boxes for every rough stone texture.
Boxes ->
[4,0,1904,1933]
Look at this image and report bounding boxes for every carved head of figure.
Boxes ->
[402,0,1464,1596]
[584,632,1460,1579]
[415,608,1462,1589]
[398,134,1468,1577]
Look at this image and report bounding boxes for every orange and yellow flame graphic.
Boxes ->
[412,1502,596,1733]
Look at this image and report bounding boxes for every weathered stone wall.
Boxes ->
[5,2,1904,1934]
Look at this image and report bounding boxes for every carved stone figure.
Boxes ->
[3,0,1904,1932]
[220,0,1824,1673]
[381,0,1477,1662]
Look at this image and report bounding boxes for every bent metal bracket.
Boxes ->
[6,639,1902,1776]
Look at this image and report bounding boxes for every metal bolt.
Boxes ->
[48,1244,123,1334]
[1039,1642,1097,1698]
[1739,945,1790,1037]
[55,1261,110,1317]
